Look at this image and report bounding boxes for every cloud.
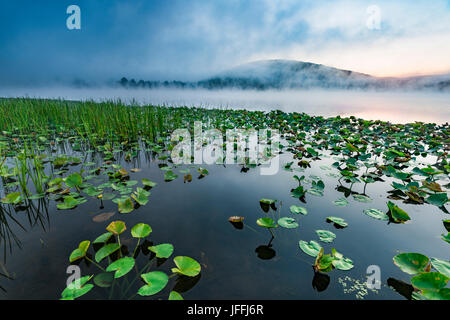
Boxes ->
[0,0,449,84]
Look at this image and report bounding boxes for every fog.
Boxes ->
[0,87,448,124]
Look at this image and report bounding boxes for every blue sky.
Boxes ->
[1,0,449,85]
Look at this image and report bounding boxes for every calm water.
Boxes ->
[0,147,448,299]
[0,87,449,124]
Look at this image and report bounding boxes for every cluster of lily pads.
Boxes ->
[0,98,448,299]
[62,220,201,300]
[392,252,449,300]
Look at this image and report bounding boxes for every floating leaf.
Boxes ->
[256,217,277,228]
[299,240,322,257]
[425,193,448,207]
[393,253,429,275]
[131,223,152,238]
[69,240,90,262]
[326,216,348,228]
[353,194,372,203]
[331,248,354,270]
[94,272,114,288]
[61,275,93,300]
[95,243,121,263]
[149,244,174,259]
[290,205,307,215]
[316,230,336,243]
[142,179,157,188]
[171,256,201,277]
[277,217,299,229]
[164,171,178,181]
[118,197,134,214]
[431,258,450,278]
[93,232,113,244]
[169,291,184,300]
[259,198,276,205]
[106,257,135,278]
[106,221,126,236]
[333,198,349,207]
[410,272,449,291]
[138,271,169,296]
[387,201,411,223]
[363,208,389,221]
[64,172,83,188]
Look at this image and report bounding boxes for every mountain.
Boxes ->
[118,59,450,91]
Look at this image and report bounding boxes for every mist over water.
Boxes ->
[0,87,449,124]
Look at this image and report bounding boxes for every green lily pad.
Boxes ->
[299,240,322,257]
[93,232,113,244]
[61,275,93,300]
[290,205,307,215]
[441,233,450,244]
[410,272,449,291]
[420,288,450,300]
[426,193,448,207]
[333,198,349,207]
[131,187,150,206]
[169,291,184,300]
[95,243,121,263]
[331,249,354,271]
[64,172,83,188]
[164,171,178,181]
[149,243,174,259]
[431,258,450,278]
[106,221,126,236]
[387,201,411,223]
[93,272,114,288]
[277,217,299,229]
[256,217,277,228]
[363,208,389,221]
[131,223,152,238]
[69,240,90,262]
[142,179,157,188]
[316,230,336,243]
[326,216,348,228]
[171,256,201,277]
[259,198,276,205]
[353,194,372,203]
[138,271,169,296]
[106,257,135,278]
[118,197,134,214]
[393,253,429,275]
[1,192,24,205]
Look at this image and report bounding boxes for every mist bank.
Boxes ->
[0,86,448,125]
[117,60,450,92]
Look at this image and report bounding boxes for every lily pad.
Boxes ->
[299,240,322,257]
[316,230,336,243]
[277,217,299,229]
[69,240,90,262]
[138,271,169,296]
[106,257,135,278]
[290,205,307,215]
[363,208,389,221]
[431,258,450,278]
[393,253,429,275]
[149,243,174,259]
[387,201,411,223]
[118,197,134,214]
[333,198,349,207]
[131,223,152,238]
[326,216,348,228]
[95,243,121,263]
[256,217,277,228]
[171,256,201,277]
[410,272,449,291]
[169,291,184,300]
[61,275,93,300]
[106,221,126,236]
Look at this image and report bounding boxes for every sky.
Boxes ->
[1,0,450,85]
